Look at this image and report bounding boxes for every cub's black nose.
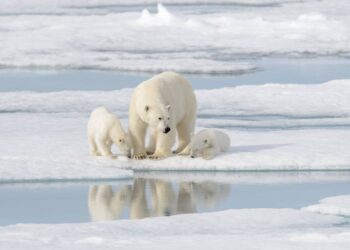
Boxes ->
[164,127,171,133]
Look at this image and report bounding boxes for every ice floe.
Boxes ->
[0,208,348,249]
[0,2,350,73]
[303,195,350,217]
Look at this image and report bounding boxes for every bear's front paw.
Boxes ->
[149,152,170,160]
[177,151,190,156]
[148,154,162,160]
[133,153,147,160]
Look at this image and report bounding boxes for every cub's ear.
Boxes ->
[145,106,150,112]
[166,105,171,111]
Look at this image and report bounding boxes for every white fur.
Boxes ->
[187,129,230,160]
[128,71,197,159]
[87,106,132,158]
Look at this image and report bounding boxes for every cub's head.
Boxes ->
[144,104,172,134]
[115,133,132,158]
[190,133,211,158]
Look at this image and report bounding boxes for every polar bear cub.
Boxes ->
[188,129,230,160]
[88,106,132,158]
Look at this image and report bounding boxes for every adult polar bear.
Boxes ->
[129,72,197,159]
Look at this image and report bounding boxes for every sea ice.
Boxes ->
[0,208,348,250]
[0,2,349,73]
[1,80,350,181]
[303,195,350,217]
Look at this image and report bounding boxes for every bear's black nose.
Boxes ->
[164,127,171,134]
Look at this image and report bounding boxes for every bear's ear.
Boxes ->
[145,105,150,112]
[166,105,171,111]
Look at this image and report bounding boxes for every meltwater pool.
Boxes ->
[1,171,350,226]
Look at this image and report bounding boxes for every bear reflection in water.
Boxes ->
[88,178,230,221]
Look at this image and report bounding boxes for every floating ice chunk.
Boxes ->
[136,4,179,26]
[302,195,350,217]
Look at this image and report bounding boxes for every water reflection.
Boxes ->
[88,178,230,221]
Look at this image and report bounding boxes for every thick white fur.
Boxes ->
[87,106,131,158]
[185,129,230,160]
[128,71,197,159]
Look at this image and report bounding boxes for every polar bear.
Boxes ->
[185,129,230,160]
[88,106,132,158]
[129,71,197,159]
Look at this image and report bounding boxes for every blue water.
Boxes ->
[1,172,350,225]
[1,58,350,92]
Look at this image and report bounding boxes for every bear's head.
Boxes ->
[144,104,172,134]
[190,133,211,158]
[115,133,132,158]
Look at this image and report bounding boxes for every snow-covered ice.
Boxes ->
[1,79,349,118]
[0,1,350,73]
[1,80,350,180]
[0,207,348,250]
[303,195,350,217]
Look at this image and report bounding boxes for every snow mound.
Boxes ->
[137,4,178,26]
[302,195,350,217]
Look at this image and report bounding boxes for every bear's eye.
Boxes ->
[158,117,162,120]
[204,139,208,144]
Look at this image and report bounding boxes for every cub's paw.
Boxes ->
[202,154,214,160]
[133,153,147,160]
